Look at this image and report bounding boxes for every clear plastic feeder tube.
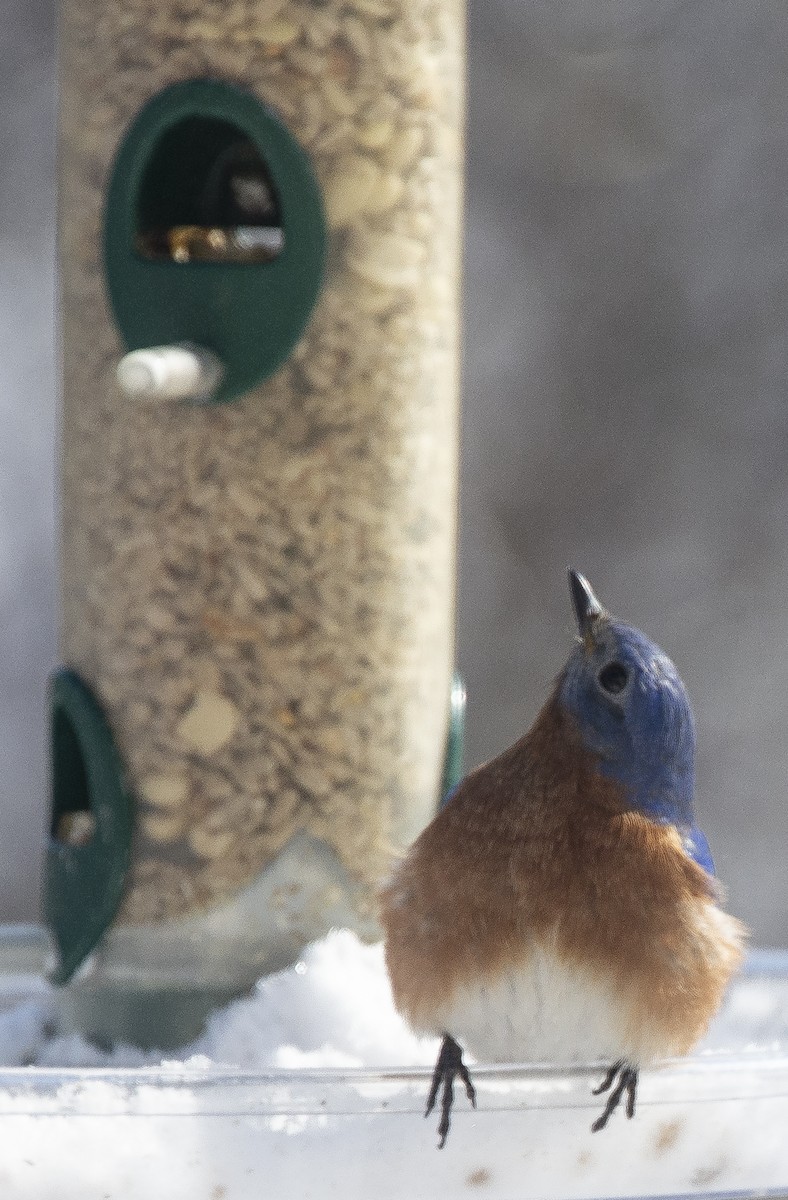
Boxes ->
[56,0,465,1024]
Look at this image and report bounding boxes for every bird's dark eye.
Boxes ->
[598,662,629,695]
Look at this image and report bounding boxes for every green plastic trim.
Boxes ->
[104,78,326,403]
[439,673,466,807]
[45,669,134,985]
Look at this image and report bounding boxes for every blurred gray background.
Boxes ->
[2,1,787,942]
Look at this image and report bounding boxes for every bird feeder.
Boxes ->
[52,0,465,1045]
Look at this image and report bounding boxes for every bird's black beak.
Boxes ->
[568,568,606,647]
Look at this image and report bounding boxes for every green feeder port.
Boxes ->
[105,79,326,404]
[440,672,466,807]
[46,670,133,986]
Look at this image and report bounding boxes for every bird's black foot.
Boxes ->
[425,1033,476,1148]
[591,1060,638,1132]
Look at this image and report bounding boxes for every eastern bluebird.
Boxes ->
[380,570,746,1147]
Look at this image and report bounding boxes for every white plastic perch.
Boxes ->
[116,342,224,403]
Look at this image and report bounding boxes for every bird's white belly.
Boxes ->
[430,946,666,1067]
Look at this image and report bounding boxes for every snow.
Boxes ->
[0,931,436,1070]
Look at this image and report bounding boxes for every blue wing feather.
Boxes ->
[682,824,715,876]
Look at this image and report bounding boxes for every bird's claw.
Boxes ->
[425,1034,476,1148]
[591,1060,638,1132]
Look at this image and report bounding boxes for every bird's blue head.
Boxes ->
[559,570,696,829]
